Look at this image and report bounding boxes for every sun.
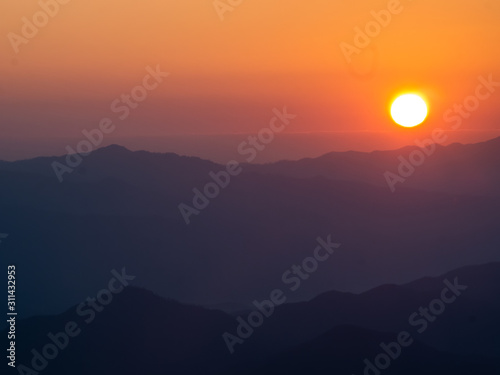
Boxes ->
[390,94,428,128]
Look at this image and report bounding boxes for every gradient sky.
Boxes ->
[1,0,499,160]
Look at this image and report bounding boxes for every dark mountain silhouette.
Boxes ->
[5,287,265,375]
[254,325,499,375]
[241,262,500,359]
[4,262,500,375]
[1,141,500,318]
[249,136,500,197]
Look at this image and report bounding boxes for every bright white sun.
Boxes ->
[390,94,428,128]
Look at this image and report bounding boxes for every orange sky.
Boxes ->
[1,0,499,156]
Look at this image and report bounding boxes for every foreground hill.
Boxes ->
[245,262,500,359]
[4,262,499,374]
[255,326,499,375]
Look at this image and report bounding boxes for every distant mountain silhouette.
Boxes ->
[1,140,500,318]
[249,136,500,197]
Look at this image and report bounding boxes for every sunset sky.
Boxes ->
[1,0,499,161]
